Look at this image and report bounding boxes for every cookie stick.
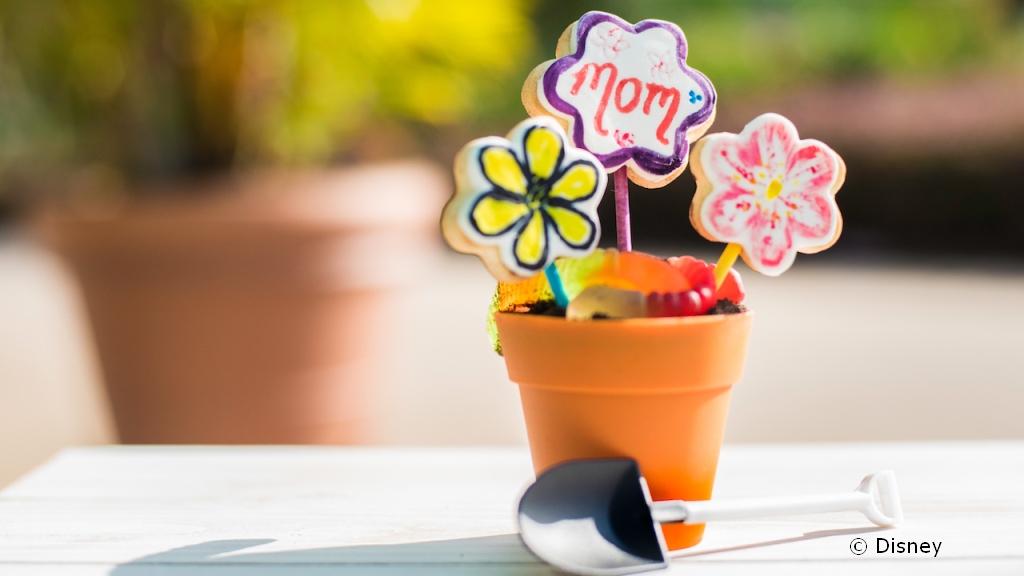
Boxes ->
[544,264,570,308]
[613,169,631,252]
[712,243,742,288]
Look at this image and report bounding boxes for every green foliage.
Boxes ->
[533,0,1024,96]
[0,0,534,178]
[2,0,1023,189]
[236,0,534,163]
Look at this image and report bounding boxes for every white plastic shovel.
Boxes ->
[518,459,903,576]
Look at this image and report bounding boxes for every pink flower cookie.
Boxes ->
[690,113,846,276]
[522,11,716,188]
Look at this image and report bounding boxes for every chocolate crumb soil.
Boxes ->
[708,299,746,315]
[524,300,567,317]
[523,298,747,318]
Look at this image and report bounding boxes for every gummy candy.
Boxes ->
[667,256,717,312]
[566,286,646,321]
[586,250,691,294]
[487,250,607,353]
[711,264,745,304]
[487,249,746,352]
[668,256,746,306]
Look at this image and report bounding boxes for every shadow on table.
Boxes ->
[107,525,893,574]
[671,525,893,559]
[107,534,557,575]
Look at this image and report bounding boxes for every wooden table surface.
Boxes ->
[1,442,1022,575]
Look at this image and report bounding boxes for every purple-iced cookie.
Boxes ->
[523,11,717,188]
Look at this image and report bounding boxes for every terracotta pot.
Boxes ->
[495,311,754,550]
[38,162,446,444]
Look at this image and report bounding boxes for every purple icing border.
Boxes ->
[540,11,717,177]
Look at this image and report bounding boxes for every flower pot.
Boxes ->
[37,162,446,444]
[495,311,754,550]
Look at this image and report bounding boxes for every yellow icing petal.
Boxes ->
[549,162,598,201]
[515,210,547,267]
[481,147,527,195]
[525,126,562,180]
[545,205,593,247]
[471,195,529,235]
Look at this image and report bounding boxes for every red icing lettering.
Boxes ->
[570,63,618,136]
[567,66,685,147]
[643,83,680,145]
[614,78,642,113]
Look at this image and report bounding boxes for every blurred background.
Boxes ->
[2,0,1024,487]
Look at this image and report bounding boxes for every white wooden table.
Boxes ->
[1,443,1022,575]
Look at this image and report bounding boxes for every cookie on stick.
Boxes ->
[689,113,846,283]
[522,11,716,251]
[442,117,607,305]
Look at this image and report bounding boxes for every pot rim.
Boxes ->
[495,310,754,326]
[495,310,755,393]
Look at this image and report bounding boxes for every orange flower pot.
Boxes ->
[495,311,754,550]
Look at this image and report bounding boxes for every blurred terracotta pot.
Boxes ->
[38,162,446,444]
[495,311,753,550]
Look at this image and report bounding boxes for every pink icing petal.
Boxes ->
[704,137,759,191]
[785,143,838,195]
[754,118,798,173]
[784,191,836,245]
[705,186,759,240]
[704,117,800,190]
[747,210,795,275]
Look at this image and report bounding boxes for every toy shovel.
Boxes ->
[517,459,903,576]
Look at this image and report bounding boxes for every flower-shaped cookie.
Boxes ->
[690,113,846,276]
[522,11,716,188]
[442,117,607,283]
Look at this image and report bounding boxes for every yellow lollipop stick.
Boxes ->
[713,243,742,288]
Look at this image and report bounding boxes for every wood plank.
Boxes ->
[0,443,1021,575]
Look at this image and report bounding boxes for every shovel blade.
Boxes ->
[517,459,667,576]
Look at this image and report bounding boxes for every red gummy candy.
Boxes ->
[646,290,704,318]
[662,292,680,317]
[646,292,664,317]
[667,256,717,313]
[679,290,703,316]
[669,255,746,306]
[710,265,746,304]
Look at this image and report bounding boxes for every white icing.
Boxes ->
[456,117,606,279]
[694,113,842,276]
[551,21,706,158]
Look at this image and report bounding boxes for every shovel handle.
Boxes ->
[650,470,902,527]
[652,491,871,525]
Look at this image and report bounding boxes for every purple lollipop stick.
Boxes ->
[614,168,631,252]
